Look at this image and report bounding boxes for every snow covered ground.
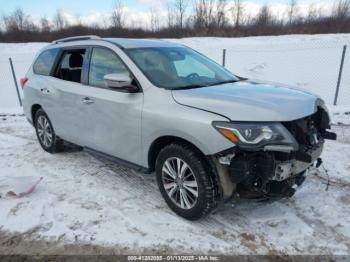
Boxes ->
[0,114,349,255]
[0,34,350,110]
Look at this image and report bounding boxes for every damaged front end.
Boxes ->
[212,107,337,200]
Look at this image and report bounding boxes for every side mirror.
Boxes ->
[104,73,139,93]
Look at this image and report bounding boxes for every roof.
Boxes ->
[50,35,184,49]
[104,38,184,49]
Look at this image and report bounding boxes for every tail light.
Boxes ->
[20,77,28,89]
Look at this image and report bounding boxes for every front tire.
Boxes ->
[34,109,64,153]
[155,143,218,220]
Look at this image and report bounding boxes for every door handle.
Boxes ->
[40,88,50,94]
[82,97,94,104]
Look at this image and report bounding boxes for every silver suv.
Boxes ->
[22,35,336,220]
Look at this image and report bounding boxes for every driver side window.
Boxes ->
[89,47,129,88]
[174,55,215,78]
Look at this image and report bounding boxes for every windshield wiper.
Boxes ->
[175,84,209,90]
[206,79,240,87]
[174,79,243,90]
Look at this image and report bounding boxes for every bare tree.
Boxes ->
[192,0,215,29]
[231,0,244,28]
[149,8,160,32]
[173,0,188,29]
[206,0,215,27]
[3,8,25,31]
[192,0,206,28]
[255,4,272,26]
[40,17,51,32]
[216,0,228,28]
[2,8,38,32]
[111,0,125,29]
[3,15,17,32]
[287,0,299,24]
[166,3,176,28]
[54,9,67,30]
[12,8,26,30]
[332,0,350,20]
[24,18,38,32]
[306,3,322,22]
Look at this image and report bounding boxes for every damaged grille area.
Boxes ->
[230,151,302,199]
[282,107,329,151]
[228,107,333,199]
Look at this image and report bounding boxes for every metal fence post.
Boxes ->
[334,45,347,106]
[9,57,22,107]
[222,49,226,67]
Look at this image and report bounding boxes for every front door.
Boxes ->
[82,47,143,165]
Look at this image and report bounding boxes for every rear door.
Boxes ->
[80,46,143,164]
[44,47,92,145]
[27,47,60,122]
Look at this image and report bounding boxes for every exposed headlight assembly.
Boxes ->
[212,121,298,151]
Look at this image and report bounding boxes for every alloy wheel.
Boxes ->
[36,115,53,148]
[162,157,199,209]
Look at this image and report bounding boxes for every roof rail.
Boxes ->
[52,35,101,44]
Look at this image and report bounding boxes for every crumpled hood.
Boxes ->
[172,81,323,122]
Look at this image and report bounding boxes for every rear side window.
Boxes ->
[33,48,59,76]
[54,49,86,83]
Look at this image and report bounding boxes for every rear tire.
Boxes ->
[155,143,218,220]
[34,109,64,153]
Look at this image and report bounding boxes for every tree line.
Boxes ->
[1,0,350,42]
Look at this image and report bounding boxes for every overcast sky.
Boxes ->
[0,0,336,28]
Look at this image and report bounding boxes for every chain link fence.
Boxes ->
[0,41,349,108]
[194,41,349,106]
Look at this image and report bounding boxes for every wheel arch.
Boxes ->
[148,135,208,172]
[31,104,42,123]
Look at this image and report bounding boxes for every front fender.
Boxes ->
[140,87,234,168]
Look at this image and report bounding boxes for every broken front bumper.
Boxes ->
[213,142,324,200]
[273,144,323,181]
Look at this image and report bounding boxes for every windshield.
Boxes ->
[125,47,239,90]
